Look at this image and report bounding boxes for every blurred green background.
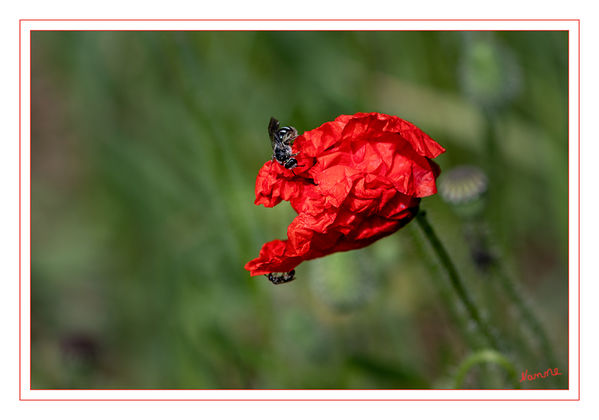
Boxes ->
[31,31,568,389]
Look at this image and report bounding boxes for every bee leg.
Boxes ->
[290,164,306,176]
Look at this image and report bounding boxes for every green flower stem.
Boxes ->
[463,217,565,387]
[454,349,521,389]
[415,210,501,351]
[491,264,565,386]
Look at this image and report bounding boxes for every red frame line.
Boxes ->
[18,398,581,402]
[19,18,581,402]
[20,18,579,21]
[577,18,581,399]
[18,18,22,400]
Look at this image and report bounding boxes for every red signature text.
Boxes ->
[520,368,563,383]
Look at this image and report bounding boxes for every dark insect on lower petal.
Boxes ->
[265,270,296,285]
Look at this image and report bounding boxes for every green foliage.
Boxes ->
[31,31,568,389]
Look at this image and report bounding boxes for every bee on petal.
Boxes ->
[268,117,299,171]
[265,270,296,285]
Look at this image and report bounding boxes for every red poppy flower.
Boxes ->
[245,112,445,281]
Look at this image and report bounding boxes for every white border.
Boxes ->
[567,21,580,401]
[20,19,576,31]
[19,19,580,401]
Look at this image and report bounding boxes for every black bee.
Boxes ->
[265,270,296,285]
[268,117,299,171]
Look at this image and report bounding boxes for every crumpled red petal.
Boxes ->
[245,112,445,277]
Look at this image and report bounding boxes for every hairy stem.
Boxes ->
[491,265,566,387]
[415,210,501,351]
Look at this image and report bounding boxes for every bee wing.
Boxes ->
[268,117,280,149]
[284,126,298,146]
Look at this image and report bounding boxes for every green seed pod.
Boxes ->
[308,250,376,313]
[459,34,522,110]
[439,165,488,218]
